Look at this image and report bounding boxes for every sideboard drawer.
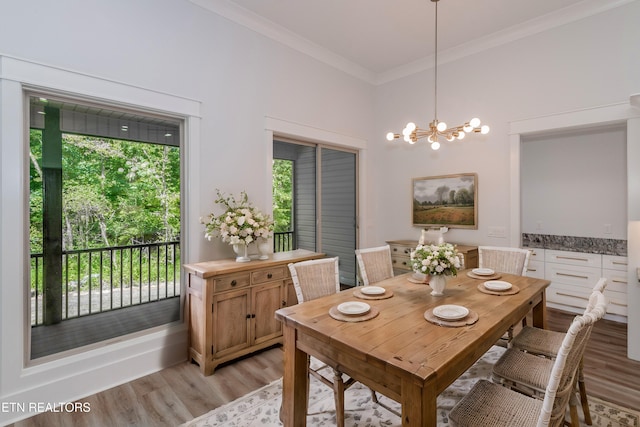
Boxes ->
[391,255,412,271]
[252,266,287,284]
[214,272,251,292]
[390,244,414,257]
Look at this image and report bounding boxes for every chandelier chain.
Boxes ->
[434,0,438,122]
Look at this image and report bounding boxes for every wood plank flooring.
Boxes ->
[12,308,640,426]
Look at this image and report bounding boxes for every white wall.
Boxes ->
[0,0,373,423]
[521,125,627,239]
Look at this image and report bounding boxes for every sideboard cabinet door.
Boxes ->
[184,249,324,375]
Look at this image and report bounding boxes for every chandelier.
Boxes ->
[386,0,489,150]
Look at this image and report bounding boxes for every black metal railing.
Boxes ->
[274,231,295,252]
[30,241,180,326]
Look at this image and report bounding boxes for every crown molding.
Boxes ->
[377,0,637,85]
[189,0,377,84]
[190,0,636,86]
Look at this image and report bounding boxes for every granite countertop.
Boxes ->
[522,233,627,257]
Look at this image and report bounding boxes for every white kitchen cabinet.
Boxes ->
[523,248,627,320]
[525,248,545,279]
[602,255,628,316]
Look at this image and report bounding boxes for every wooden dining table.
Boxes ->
[275,270,550,426]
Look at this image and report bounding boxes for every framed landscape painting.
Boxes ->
[412,173,478,229]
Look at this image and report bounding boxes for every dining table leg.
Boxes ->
[281,324,309,427]
[530,291,548,329]
[401,378,436,426]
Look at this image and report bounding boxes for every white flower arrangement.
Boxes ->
[410,242,461,277]
[200,190,273,245]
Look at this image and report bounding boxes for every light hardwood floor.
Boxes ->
[12,309,640,426]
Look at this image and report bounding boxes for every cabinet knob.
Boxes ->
[267,273,273,279]
[231,280,237,286]
[282,300,286,306]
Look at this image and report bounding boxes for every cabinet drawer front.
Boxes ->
[525,248,544,261]
[605,291,628,315]
[214,273,251,292]
[602,255,628,271]
[545,264,601,287]
[525,260,545,279]
[547,283,627,315]
[545,250,601,268]
[547,283,591,310]
[252,266,287,284]
[602,269,628,293]
[391,255,412,271]
[390,245,414,257]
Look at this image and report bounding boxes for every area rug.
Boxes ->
[182,345,639,427]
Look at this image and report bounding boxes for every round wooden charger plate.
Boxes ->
[353,288,394,300]
[477,283,520,296]
[424,308,479,327]
[466,271,502,280]
[329,305,379,322]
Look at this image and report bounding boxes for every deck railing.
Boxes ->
[30,241,180,326]
[274,231,295,252]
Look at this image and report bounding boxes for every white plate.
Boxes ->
[472,268,495,276]
[360,286,385,295]
[484,280,513,291]
[432,304,469,320]
[337,301,370,315]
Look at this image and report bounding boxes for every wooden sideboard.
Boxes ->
[184,249,324,375]
[386,240,478,273]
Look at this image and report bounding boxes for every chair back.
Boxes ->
[288,257,341,303]
[478,246,531,276]
[355,245,394,286]
[537,291,608,427]
[585,277,608,314]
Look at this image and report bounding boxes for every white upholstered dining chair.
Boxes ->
[353,245,401,415]
[500,278,608,426]
[355,245,394,286]
[449,291,607,427]
[478,245,531,275]
[478,245,532,345]
[287,257,354,427]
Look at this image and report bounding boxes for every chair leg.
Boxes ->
[332,368,346,427]
[578,359,592,425]
[569,390,581,427]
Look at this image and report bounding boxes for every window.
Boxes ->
[28,94,182,359]
[273,139,357,286]
[272,159,294,251]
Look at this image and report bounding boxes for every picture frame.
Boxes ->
[412,173,478,229]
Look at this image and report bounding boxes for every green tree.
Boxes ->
[272,159,293,232]
[30,132,181,252]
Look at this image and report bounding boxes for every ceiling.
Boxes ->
[193,0,632,83]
